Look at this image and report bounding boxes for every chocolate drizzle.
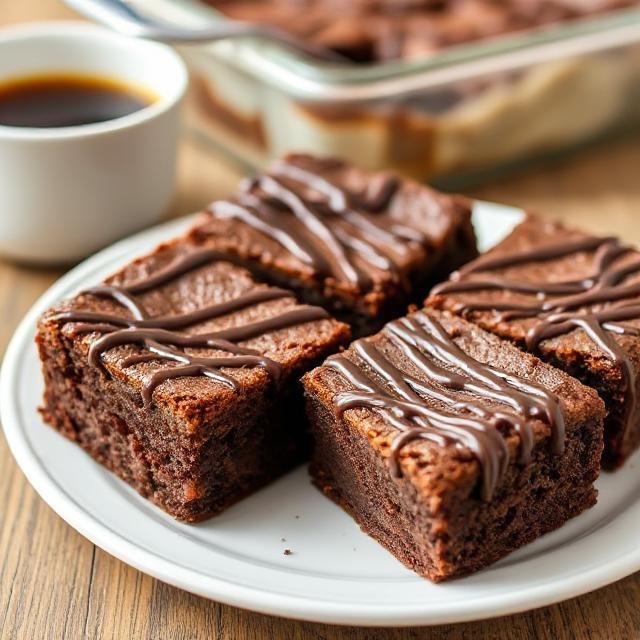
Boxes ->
[325,311,564,500]
[53,249,330,405]
[209,159,427,291]
[432,232,640,443]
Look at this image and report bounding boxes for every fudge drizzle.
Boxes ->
[432,232,640,445]
[325,311,564,500]
[209,159,430,290]
[53,249,330,405]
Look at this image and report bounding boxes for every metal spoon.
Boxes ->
[64,0,346,62]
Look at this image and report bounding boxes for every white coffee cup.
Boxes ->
[0,21,188,264]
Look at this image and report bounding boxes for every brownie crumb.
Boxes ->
[283,549,293,556]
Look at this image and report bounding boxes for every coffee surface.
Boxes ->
[0,74,154,128]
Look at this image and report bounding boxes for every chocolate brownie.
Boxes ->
[189,153,477,337]
[204,0,637,63]
[303,308,604,581]
[428,215,640,468]
[37,234,350,522]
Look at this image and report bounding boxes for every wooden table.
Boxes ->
[1,3,640,639]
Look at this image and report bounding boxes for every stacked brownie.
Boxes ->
[37,154,632,582]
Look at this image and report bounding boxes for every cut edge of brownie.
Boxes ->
[38,331,323,521]
[302,308,605,581]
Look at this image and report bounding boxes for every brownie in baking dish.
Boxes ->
[302,308,604,581]
[204,0,637,63]
[189,153,477,337]
[428,215,640,468]
[37,234,350,522]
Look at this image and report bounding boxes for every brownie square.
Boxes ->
[188,153,477,337]
[37,234,350,522]
[302,308,604,582]
[428,214,640,468]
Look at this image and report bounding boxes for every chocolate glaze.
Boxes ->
[209,160,427,292]
[53,250,330,405]
[325,311,563,500]
[433,234,640,441]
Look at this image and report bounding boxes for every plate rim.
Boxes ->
[2,208,639,627]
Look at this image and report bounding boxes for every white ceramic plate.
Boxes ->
[2,202,639,627]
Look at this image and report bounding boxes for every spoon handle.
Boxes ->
[65,0,346,62]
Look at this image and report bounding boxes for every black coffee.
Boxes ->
[0,73,155,128]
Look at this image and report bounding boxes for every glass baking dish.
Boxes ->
[136,0,640,184]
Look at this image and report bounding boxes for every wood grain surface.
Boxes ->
[1,2,639,639]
